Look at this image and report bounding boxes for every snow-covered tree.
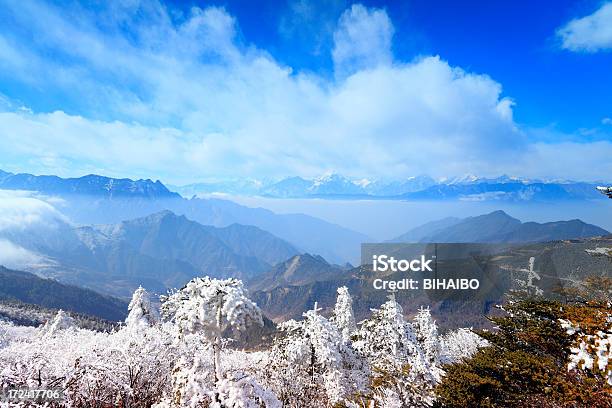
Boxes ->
[215,371,281,408]
[331,286,357,343]
[39,309,75,337]
[161,277,266,406]
[126,286,160,329]
[161,277,263,382]
[353,294,438,406]
[268,303,368,406]
[439,328,489,364]
[1,321,176,406]
[413,306,440,366]
[353,295,420,370]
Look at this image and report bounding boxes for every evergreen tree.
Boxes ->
[413,306,440,366]
[353,294,437,406]
[353,294,421,371]
[269,303,368,406]
[126,286,160,329]
[161,277,264,406]
[39,309,75,337]
[331,286,357,343]
[435,298,612,407]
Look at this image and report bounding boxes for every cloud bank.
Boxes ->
[0,190,67,270]
[0,1,609,182]
[557,2,612,52]
[0,190,68,232]
[0,239,42,270]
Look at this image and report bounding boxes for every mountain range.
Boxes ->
[0,170,369,263]
[1,210,300,297]
[4,206,606,300]
[172,174,437,198]
[390,210,609,243]
[0,169,178,199]
[2,169,608,203]
[170,173,608,201]
[1,169,609,324]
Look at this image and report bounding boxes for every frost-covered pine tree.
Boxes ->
[413,306,440,366]
[126,286,160,329]
[269,303,368,406]
[353,295,437,406]
[331,286,357,343]
[353,294,420,370]
[39,309,75,337]
[161,277,263,402]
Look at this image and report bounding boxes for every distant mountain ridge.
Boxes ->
[400,181,603,201]
[390,210,609,243]
[174,173,438,198]
[170,173,608,201]
[2,169,607,201]
[0,170,178,199]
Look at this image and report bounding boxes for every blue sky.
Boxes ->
[0,0,611,183]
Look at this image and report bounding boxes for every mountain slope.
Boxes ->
[392,211,609,243]
[248,254,347,291]
[389,217,461,242]
[0,266,127,321]
[424,210,522,242]
[494,219,610,243]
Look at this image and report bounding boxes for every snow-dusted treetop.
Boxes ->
[161,277,263,338]
[413,306,440,365]
[161,277,264,385]
[39,309,76,337]
[331,286,357,343]
[126,286,160,329]
[354,294,420,366]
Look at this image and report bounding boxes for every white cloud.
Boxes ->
[0,239,42,269]
[557,2,612,52]
[0,190,69,232]
[0,55,522,181]
[332,4,394,77]
[602,117,612,125]
[0,190,69,269]
[0,1,607,182]
[511,141,612,181]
